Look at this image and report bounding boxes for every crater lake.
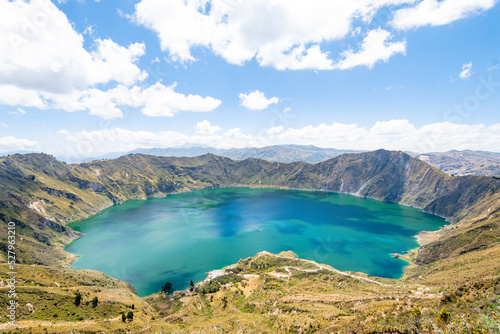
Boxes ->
[65,187,447,297]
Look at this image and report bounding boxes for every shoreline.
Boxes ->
[61,184,450,296]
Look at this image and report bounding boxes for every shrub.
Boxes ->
[74,292,82,306]
[436,308,451,325]
[411,307,421,317]
[222,296,228,309]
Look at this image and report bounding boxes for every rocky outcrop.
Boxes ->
[41,187,81,202]
[1,150,499,267]
[70,177,108,192]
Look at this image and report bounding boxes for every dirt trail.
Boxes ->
[253,251,391,287]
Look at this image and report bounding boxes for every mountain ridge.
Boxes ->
[69,144,363,164]
[1,149,499,332]
[1,149,498,267]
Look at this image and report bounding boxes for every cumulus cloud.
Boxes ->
[194,120,222,135]
[0,81,221,120]
[459,62,473,79]
[135,83,222,117]
[239,90,280,110]
[79,89,125,119]
[333,29,406,70]
[133,0,415,70]
[391,0,496,29]
[0,0,146,93]
[0,85,45,108]
[0,0,221,119]
[11,81,220,120]
[57,120,500,159]
[132,0,495,70]
[369,119,416,136]
[0,136,40,153]
[45,83,222,119]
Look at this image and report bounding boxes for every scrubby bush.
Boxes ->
[436,308,451,325]
[74,292,82,306]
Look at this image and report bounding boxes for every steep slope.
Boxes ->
[1,150,500,332]
[3,250,499,333]
[1,150,499,268]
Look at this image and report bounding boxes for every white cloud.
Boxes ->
[57,121,500,158]
[88,39,147,87]
[391,0,496,30]
[135,83,222,117]
[0,136,40,153]
[58,128,190,156]
[271,122,500,153]
[42,82,222,119]
[0,79,222,120]
[0,123,8,128]
[257,44,335,71]
[239,90,280,110]
[133,0,414,71]
[0,0,155,119]
[80,89,124,119]
[0,0,220,120]
[459,62,473,79]
[0,85,45,108]
[133,0,498,71]
[369,119,416,136]
[333,29,406,70]
[8,107,27,116]
[194,120,222,135]
[0,0,146,93]
[267,125,285,136]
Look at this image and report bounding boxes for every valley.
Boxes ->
[0,150,499,333]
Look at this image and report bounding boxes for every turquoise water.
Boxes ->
[66,187,446,297]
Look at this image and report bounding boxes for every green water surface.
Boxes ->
[65,188,446,296]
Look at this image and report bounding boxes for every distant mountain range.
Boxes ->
[83,145,363,164]
[79,145,500,176]
[415,150,500,177]
[3,145,498,176]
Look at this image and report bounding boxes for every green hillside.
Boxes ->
[0,150,499,332]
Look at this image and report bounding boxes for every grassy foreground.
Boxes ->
[1,247,499,333]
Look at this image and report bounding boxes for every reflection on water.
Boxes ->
[66,187,446,297]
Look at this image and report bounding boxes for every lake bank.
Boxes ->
[65,187,446,297]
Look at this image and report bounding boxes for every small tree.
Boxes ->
[121,312,126,322]
[161,282,173,297]
[127,311,134,322]
[92,296,98,308]
[74,292,82,306]
[190,280,195,292]
[222,296,228,309]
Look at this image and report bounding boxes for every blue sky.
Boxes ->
[0,0,499,161]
